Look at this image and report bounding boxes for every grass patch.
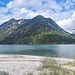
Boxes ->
[38,57,74,75]
[27,72,33,75]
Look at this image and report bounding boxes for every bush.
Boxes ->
[0,71,9,75]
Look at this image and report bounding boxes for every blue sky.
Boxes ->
[0,0,9,7]
[0,0,75,33]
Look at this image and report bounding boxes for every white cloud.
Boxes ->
[6,0,25,9]
[0,0,63,23]
[0,7,8,14]
[57,11,75,33]
[63,0,74,10]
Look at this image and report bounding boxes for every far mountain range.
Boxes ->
[0,15,75,44]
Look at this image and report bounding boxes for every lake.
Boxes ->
[0,44,75,59]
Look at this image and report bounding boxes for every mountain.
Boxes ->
[72,31,75,36]
[0,18,29,40]
[0,15,75,44]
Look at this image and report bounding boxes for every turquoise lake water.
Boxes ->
[0,45,75,59]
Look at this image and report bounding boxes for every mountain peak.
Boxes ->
[31,15,45,22]
[35,15,44,17]
[34,15,45,19]
[9,18,16,22]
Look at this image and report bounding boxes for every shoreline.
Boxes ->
[0,54,74,75]
[0,54,74,62]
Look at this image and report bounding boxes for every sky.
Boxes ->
[0,0,75,33]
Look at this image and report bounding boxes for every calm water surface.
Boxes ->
[0,45,75,59]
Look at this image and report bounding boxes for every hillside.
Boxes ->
[0,15,75,44]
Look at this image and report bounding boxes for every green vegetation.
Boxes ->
[1,28,75,44]
[0,71,9,75]
[38,57,75,75]
[27,72,33,75]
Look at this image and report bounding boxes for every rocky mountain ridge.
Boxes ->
[0,15,75,44]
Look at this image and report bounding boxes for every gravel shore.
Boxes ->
[0,54,74,75]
